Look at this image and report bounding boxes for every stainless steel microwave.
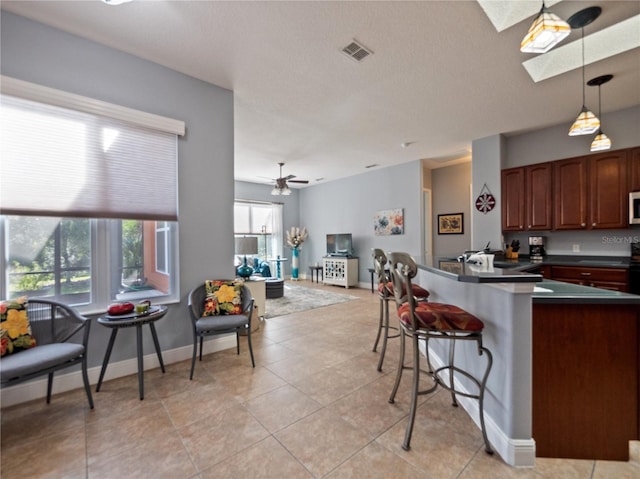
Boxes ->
[630,192,640,224]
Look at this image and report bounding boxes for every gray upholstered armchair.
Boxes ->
[188,281,255,380]
[1,298,94,409]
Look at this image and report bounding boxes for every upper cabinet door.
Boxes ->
[630,147,640,192]
[526,163,553,230]
[554,157,588,230]
[589,150,628,229]
[501,167,525,231]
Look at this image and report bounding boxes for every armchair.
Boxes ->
[188,282,255,379]
[0,298,94,409]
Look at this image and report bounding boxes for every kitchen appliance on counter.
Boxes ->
[529,236,546,261]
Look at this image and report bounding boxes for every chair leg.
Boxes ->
[478,344,494,454]
[388,323,406,404]
[372,297,384,352]
[199,336,204,361]
[247,326,256,368]
[190,334,198,380]
[82,356,95,409]
[448,338,459,407]
[236,331,240,355]
[46,372,54,404]
[377,298,390,372]
[402,333,421,451]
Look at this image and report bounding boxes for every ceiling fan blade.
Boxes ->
[288,179,309,184]
[284,174,296,180]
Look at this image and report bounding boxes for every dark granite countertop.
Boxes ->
[494,254,632,271]
[532,279,640,304]
[418,257,542,284]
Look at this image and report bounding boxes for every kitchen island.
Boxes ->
[415,258,640,466]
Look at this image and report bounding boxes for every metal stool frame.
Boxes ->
[386,251,493,454]
[371,248,400,371]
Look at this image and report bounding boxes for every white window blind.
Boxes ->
[1,79,183,221]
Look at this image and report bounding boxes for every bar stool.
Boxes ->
[386,251,493,454]
[371,248,429,372]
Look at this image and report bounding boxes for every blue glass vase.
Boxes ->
[292,246,299,280]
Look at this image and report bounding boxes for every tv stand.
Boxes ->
[323,257,358,288]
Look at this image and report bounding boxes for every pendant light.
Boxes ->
[567,7,602,136]
[520,1,571,54]
[587,74,613,152]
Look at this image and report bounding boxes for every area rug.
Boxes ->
[264,283,358,319]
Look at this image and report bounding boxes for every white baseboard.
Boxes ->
[420,342,536,468]
[0,334,236,408]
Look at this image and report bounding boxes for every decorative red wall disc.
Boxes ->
[475,184,496,214]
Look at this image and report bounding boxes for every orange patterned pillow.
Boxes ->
[203,280,243,316]
[1,297,37,356]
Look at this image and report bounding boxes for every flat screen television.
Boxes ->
[326,233,353,257]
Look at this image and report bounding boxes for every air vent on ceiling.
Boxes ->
[341,40,373,62]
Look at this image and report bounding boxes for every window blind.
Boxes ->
[1,80,182,221]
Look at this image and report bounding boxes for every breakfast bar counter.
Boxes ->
[414,257,640,466]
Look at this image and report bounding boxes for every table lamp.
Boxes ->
[235,237,258,279]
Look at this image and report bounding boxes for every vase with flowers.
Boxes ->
[286,226,308,280]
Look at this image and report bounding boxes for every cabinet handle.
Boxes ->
[528,225,532,228]
[592,223,596,227]
[580,272,592,276]
[581,223,586,227]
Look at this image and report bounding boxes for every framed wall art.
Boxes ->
[374,208,404,236]
[437,212,463,235]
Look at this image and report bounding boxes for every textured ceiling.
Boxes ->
[2,0,639,188]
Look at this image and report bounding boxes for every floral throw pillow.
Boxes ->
[203,280,243,316]
[1,297,37,357]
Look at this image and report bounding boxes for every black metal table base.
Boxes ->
[96,321,166,400]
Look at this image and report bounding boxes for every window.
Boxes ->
[1,216,177,310]
[234,201,283,261]
[155,221,170,274]
[0,77,184,311]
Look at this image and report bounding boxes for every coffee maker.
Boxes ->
[529,236,546,261]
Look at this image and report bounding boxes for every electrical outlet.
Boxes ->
[573,244,580,252]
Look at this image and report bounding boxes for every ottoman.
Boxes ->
[265,278,284,299]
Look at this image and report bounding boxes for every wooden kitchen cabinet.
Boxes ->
[501,163,552,231]
[533,302,639,460]
[630,147,640,191]
[589,150,628,229]
[553,150,628,230]
[550,265,629,292]
[501,167,525,231]
[526,162,553,230]
[553,157,588,230]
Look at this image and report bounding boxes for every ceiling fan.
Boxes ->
[270,162,309,195]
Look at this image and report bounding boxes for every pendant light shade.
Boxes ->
[567,7,602,137]
[569,106,600,136]
[588,74,613,152]
[590,132,611,152]
[520,2,571,54]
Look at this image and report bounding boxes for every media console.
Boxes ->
[322,257,358,288]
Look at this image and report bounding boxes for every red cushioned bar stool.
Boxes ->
[371,248,429,372]
[386,251,493,454]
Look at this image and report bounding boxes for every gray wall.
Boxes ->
[431,162,472,257]
[299,161,423,283]
[1,12,235,365]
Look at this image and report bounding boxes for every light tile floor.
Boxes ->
[2,280,639,478]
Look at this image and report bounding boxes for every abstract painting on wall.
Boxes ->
[374,208,404,235]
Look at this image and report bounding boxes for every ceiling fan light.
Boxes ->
[271,187,281,196]
[520,6,571,53]
[281,186,292,195]
[590,131,611,151]
[568,107,600,136]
